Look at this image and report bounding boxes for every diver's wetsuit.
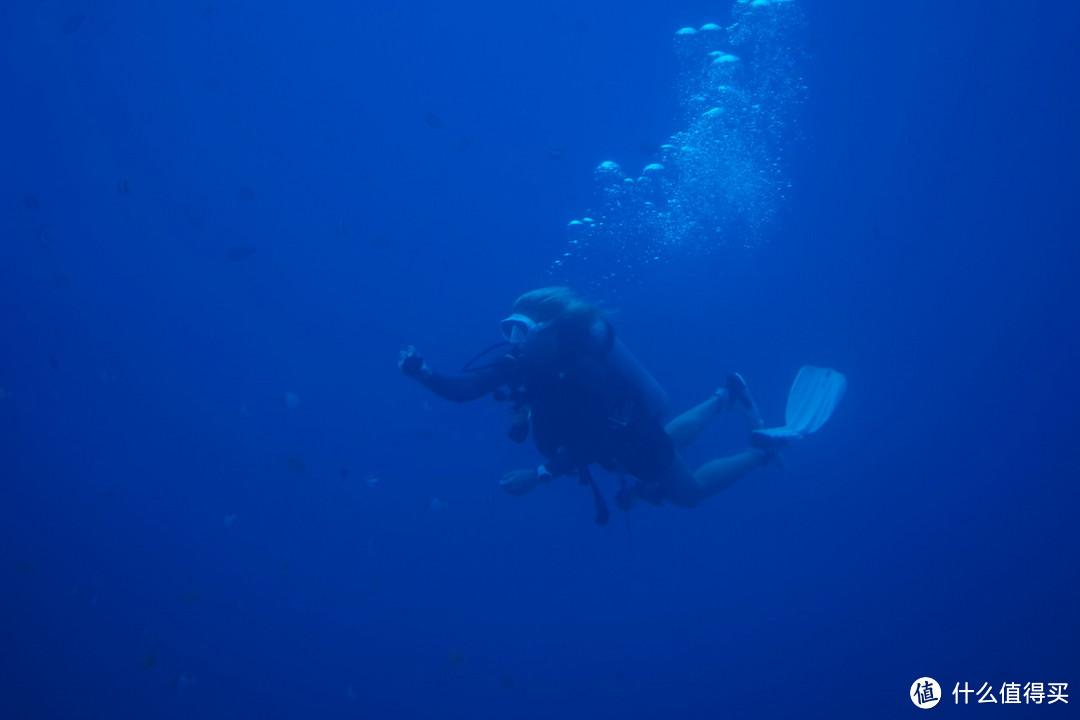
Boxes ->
[418,333,675,489]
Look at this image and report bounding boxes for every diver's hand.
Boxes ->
[500,468,541,497]
[398,346,431,380]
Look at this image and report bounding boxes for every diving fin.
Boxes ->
[752,366,847,447]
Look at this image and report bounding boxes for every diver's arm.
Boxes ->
[499,457,577,497]
[421,363,509,402]
[400,346,512,403]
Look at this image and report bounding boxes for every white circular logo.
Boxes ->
[911,677,941,709]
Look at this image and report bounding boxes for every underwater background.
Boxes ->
[2,0,1077,718]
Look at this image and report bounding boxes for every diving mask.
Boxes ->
[500,314,538,345]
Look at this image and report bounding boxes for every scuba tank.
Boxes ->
[593,323,670,422]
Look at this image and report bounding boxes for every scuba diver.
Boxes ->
[399,287,845,514]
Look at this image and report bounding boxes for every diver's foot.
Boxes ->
[750,429,797,469]
[750,446,777,466]
[711,387,732,412]
[750,427,801,451]
[750,445,787,469]
[726,373,765,430]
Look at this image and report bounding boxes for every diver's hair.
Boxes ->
[512,286,605,349]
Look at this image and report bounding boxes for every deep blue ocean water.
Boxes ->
[2,1,1077,718]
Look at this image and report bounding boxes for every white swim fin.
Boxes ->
[752,366,847,446]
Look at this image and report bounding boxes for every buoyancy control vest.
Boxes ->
[502,319,670,467]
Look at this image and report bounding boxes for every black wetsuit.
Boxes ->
[419,332,675,488]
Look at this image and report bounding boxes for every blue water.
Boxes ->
[2,1,1077,718]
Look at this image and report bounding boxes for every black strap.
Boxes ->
[461,342,513,373]
[580,466,610,525]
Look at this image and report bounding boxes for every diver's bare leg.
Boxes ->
[659,450,769,508]
[665,374,764,452]
[692,450,769,501]
[664,393,727,452]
